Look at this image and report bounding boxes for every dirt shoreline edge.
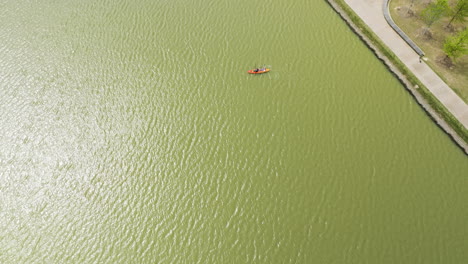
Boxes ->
[325,0,468,155]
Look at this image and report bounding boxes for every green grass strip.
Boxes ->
[329,0,468,145]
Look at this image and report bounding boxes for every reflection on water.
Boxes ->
[0,0,467,263]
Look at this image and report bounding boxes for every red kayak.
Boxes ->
[247,68,270,74]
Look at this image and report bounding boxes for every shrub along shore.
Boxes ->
[325,0,468,154]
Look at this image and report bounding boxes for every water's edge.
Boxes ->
[325,0,468,155]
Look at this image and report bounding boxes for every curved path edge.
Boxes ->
[325,0,468,154]
[383,0,425,57]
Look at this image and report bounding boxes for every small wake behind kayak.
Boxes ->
[247,68,270,74]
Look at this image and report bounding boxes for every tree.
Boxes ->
[406,0,416,16]
[447,0,468,28]
[443,28,468,62]
[421,0,450,27]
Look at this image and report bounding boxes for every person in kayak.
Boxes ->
[254,68,259,72]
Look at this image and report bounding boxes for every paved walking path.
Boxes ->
[343,0,468,129]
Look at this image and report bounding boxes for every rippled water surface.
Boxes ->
[1,0,467,263]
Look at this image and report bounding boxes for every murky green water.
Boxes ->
[1,0,467,263]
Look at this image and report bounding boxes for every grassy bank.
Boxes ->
[389,0,468,102]
[326,0,468,149]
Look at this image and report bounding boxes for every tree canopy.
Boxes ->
[447,0,468,27]
[421,0,450,27]
[443,28,468,60]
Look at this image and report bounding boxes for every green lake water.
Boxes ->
[0,0,467,263]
